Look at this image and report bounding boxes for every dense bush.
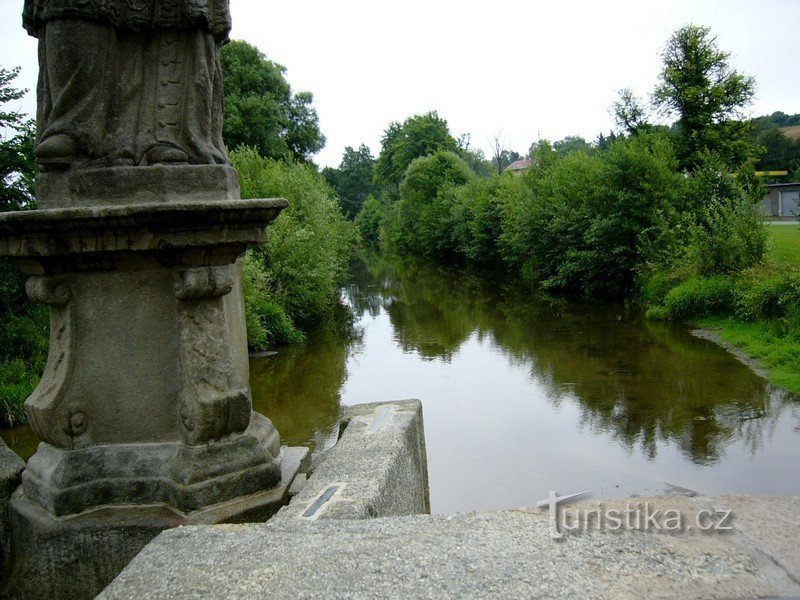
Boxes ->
[232,149,356,347]
[647,276,735,320]
[0,303,48,426]
[502,133,683,297]
[390,151,475,257]
[354,195,388,246]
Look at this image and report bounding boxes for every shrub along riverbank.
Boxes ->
[357,137,799,392]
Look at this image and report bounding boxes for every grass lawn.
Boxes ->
[765,222,800,266]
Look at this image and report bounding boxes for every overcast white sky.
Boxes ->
[1,0,798,167]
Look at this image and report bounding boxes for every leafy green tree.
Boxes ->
[374,111,459,190]
[553,135,594,157]
[220,41,325,162]
[322,144,376,219]
[612,88,650,136]
[596,131,619,151]
[0,67,36,211]
[456,134,493,178]
[391,151,474,256]
[653,25,757,170]
[355,195,389,246]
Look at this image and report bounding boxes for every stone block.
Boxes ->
[2,446,308,600]
[274,399,430,521]
[36,165,242,209]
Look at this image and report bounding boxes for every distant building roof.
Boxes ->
[505,158,532,173]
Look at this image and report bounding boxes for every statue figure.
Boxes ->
[23,0,232,168]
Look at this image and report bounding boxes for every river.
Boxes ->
[3,254,799,513]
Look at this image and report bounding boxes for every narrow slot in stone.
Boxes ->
[302,485,340,518]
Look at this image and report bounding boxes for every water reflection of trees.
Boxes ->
[250,304,362,449]
[354,255,796,465]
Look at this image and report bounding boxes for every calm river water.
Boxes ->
[3,255,799,513]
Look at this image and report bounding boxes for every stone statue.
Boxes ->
[23,0,231,168]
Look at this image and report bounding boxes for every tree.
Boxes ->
[754,127,800,174]
[456,133,493,178]
[553,135,594,157]
[374,111,458,190]
[595,131,619,151]
[612,88,649,135]
[322,144,376,219]
[393,150,474,256]
[220,41,325,162]
[653,25,757,170]
[0,67,36,211]
[489,134,522,174]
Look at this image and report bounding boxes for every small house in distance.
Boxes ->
[505,158,532,173]
[760,182,800,218]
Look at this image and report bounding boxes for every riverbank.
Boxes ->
[655,223,800,393]
[694,317,800,393]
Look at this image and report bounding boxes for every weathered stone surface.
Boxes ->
[0,439,24,579]
[22,413,281,517]
[274,400,430,522]
[706,495,800,590]
[0,198,287,269]
[36,165,242,208]
[4,446,307,600]
[99,496,800,600]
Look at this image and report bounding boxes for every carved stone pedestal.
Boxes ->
[0,166,299,599]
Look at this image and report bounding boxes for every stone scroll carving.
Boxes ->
[22,0,232,169]
[174,265,251,445]
[23,277,84,449]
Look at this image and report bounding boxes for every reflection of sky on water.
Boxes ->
[339,304,799,514]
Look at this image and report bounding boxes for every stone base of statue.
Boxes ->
[5,445,308,600]
[0,166,299,599]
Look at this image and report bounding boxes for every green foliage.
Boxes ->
[242,253,304,347]
[322,144,376,219]
[447,174,527,266]
[733,270,800,321]
[515,133,682,297]
[0,67,36,211]
[354,195,389,246]
[0,65,44,426]
[232,149,355,348]
[653,25,758,170]
[0,306,49,426]
[754,127,800,174]
[552,135,594,157]
[613,88,650,135]
[648,276,734,320]
[392,151,475,257]
[374,112,459,190]
[221,41,324,162]
[643,155,767,280]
